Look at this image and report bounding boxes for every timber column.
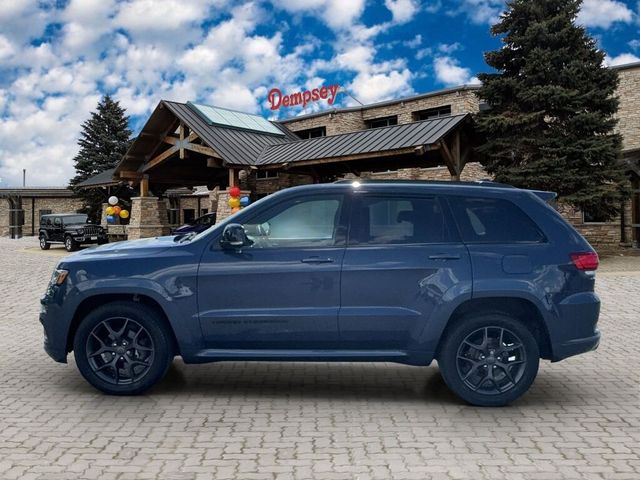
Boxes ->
[127,197,170,239]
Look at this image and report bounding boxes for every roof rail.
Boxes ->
[333,179,516,188]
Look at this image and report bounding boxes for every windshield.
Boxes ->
[62,215,88,225]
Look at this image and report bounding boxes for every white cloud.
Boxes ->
[349,69,413,104]
[272,0,366,30]
[433,56,479,86]
[457,0,503,25]
[605,52,640,66]
[577,0,633,29]
[404,34,422,48]
[385,0,420,24]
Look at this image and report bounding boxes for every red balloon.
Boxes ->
[229,186,241,198]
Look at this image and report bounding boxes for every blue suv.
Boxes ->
[40,181,600,406]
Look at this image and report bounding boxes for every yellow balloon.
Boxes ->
[228,197,241,208]
[105,206,114,215]
[119,209,129,219]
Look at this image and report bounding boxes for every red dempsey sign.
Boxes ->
[267,84,340,110]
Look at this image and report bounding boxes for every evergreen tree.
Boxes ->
[69,95,133,220]
[475,0,627,219]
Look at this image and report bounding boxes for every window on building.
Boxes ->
[295,126,326,139]
[350,196,448,245]
[413,105,452,121]
[39,209,52,221]
[583,208,609,224]
[449,197,545,244]
[200,208,209,216]
[183,209,196,224]
[366,116,398,129]
[256,170,279,180]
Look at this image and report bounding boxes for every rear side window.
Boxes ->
[449,197,545,244]
[350,196,449,245]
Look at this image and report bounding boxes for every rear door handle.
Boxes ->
[301,257,334,264]
[428,254,461,260]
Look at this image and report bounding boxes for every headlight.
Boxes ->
[76,229,84,234]
[49,269,69,286]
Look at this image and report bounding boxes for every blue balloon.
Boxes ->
[240,196,250,207]
[106,215,116,224]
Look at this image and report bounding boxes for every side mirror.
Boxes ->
[220,223,253,249]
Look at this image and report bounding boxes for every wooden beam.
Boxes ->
[183,142,223,158]
[179,123,185,160]
[119,170,143,180]
[228,168,238,187]
[438,139,459,180]
[140,175,149,197]
[143,145,178,172]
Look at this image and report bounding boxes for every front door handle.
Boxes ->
[428,254,461,260]
[301,257,334,264]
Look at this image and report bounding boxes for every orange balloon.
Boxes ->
[231,207,241,213]
[113,206,122,215]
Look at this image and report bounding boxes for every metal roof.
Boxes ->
[75,168,118,188]
[0,187,76,197]
[257,113,470,166]
[162,101,299,166]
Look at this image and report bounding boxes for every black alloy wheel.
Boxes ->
[437,313,539,407]
[85,317,155,385]
[73,301,174,395]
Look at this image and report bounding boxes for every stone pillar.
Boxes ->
[0,198,10,237]
[100,203,109,228]
[216,189,251,223]
[209,186,219,218]
[126,196,171,240]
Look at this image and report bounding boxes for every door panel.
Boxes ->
[197,193,348,349]
[338,194,472,351]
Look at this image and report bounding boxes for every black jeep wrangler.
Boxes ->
[39,214,108,252]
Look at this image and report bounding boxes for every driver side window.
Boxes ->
[243,195,344,248]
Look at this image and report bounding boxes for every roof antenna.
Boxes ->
[338,87,364,106]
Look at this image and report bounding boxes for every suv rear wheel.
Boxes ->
[73,301,174,395]
[64,235,78,252]
[39,234,50,250]
[437,313,539,407]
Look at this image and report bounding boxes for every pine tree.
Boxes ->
[69,95,133,220]
[475,0,627,219]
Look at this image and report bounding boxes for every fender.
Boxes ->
[64,277,204,355]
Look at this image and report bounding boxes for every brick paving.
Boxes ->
[0,236,639,480]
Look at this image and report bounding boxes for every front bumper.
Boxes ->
[72,234,107,244]
[39,299,69,363]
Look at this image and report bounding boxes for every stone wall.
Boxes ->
[616,65,640,152]
[283,89,480,136]
[0,195,82,237]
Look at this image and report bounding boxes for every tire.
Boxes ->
[39,235,50,250]
[64,236,78,252]
[73,301,174,395]
[437,313,539,407]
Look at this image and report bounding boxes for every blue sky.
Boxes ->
[0,0,638,186]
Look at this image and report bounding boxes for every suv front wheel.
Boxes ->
[73,301,174,395]
[39,234,50,250]
[437,313,539,407]
[64,236,78,252]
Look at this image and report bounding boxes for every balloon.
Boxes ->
[108,196,118,206]
[119,209,129,219]
[240,196,250,207]
[105,206,114,215]
[229,186,241,198]
[228,197,241,208]
[231,207,241,213]
[106,215,116,224]
[113,206,121,215]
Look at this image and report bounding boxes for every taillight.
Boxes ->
[570,252,599,271]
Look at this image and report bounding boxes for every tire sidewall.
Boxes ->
[438,313,540,407]
[73,301,173,395]
[64,236,75,252]
[39,235,50,250]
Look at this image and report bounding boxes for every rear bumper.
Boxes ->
[551,330,600,362]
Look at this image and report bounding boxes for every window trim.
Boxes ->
[445,195,548,245]
[234,193,351,249]
[256,170,279,180]
[581,210,611,225]
[365,115,398,129]
[347,193,457,246]
[413,105,452,121]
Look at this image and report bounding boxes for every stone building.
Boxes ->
[0,188,82,237]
